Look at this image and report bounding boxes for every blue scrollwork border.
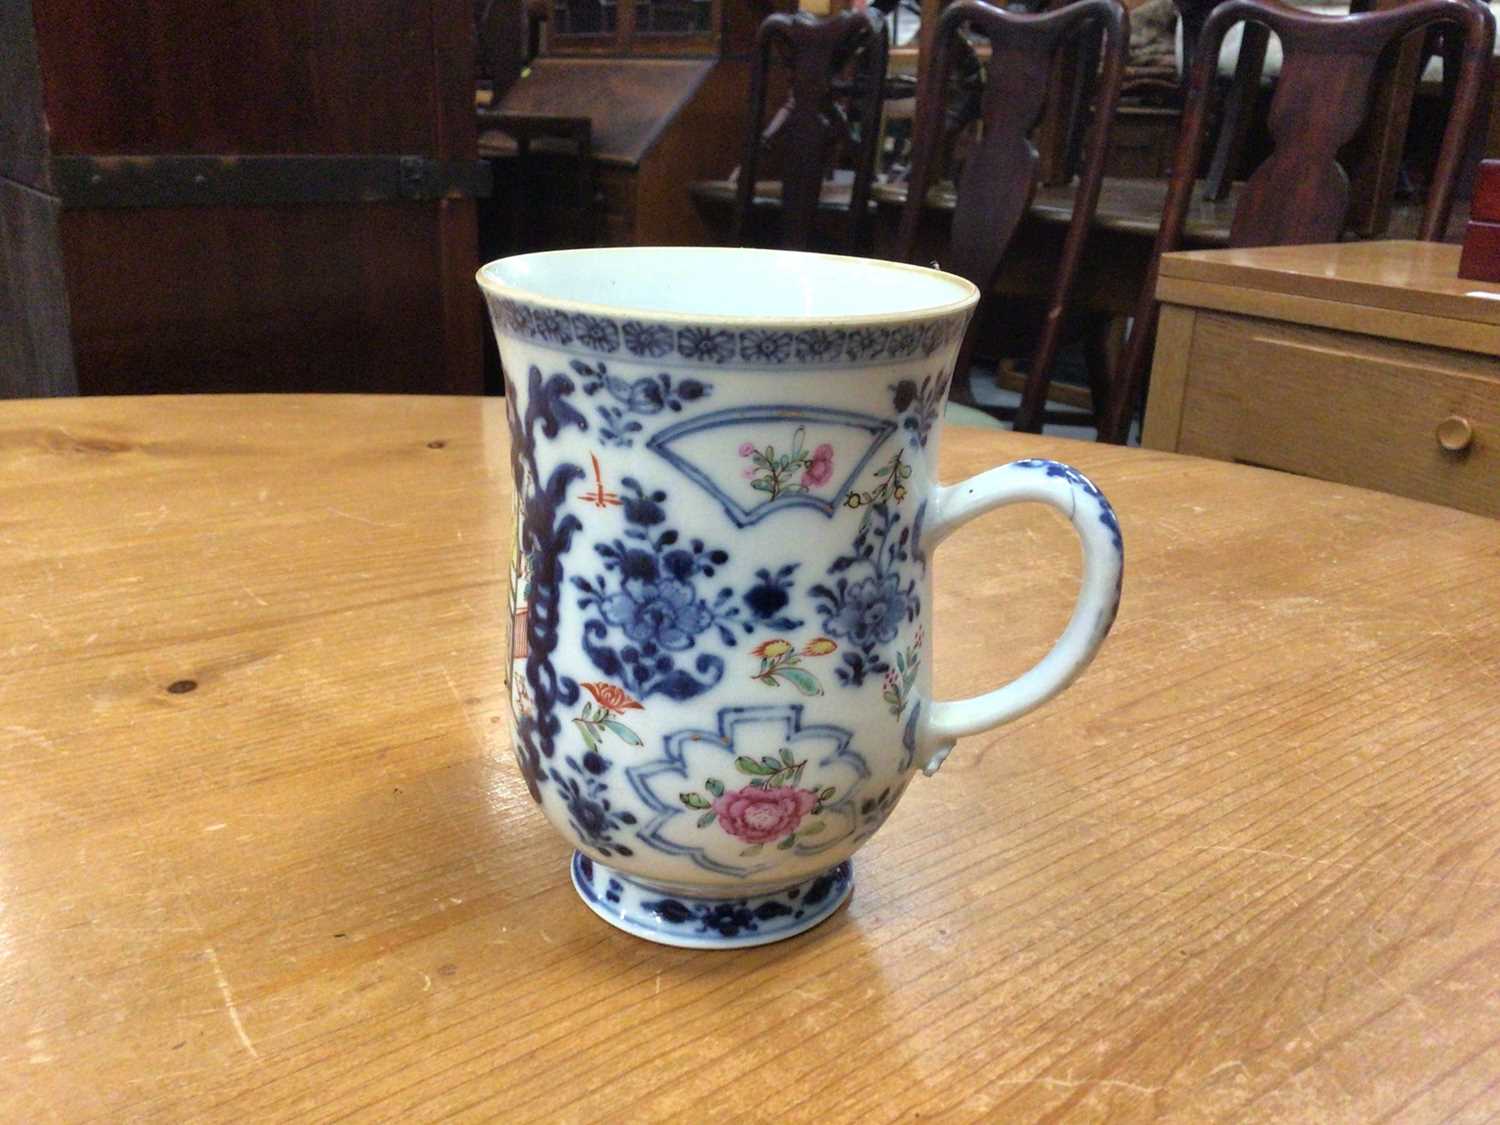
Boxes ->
[485,293,968,368]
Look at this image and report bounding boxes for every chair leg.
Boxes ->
[1084,315,1119,433]
[1101,300,1161,444]
[947,327,982,409]
[1013,301,1067,433]
[1203,23,1269,201]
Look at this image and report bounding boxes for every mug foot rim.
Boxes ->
[569,852,853,950]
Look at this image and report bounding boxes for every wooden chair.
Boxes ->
[730,9,890,253]
[1193,0,1480,233]
[894,0,1128,429]
[1100,0,1494,444]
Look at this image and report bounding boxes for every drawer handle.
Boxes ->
[1436,415,1474,453]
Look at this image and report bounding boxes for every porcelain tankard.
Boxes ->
[478,247,1123,948]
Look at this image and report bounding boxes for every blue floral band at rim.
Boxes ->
[485,295,971,368]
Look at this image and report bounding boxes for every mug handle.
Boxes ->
[916,458,1124,775]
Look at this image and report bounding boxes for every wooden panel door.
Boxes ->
[1,0,76,398]
[30,0,485,396]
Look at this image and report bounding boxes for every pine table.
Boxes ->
[4,394,1499,1121]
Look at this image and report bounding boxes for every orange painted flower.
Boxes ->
[581,682,643,714]
[751,639,794,659]
[801,637,837,656]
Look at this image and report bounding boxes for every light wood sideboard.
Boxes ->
[1142,240,1500,518]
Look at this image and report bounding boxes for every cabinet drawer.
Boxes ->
[1177,313,1500,518]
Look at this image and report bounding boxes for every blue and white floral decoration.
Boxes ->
[627,704,871,878]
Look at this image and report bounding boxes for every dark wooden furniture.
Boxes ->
[1,0,74,398]
[22,0,487,397]
[478,111,598,251]
[547,0,753,51]
[481,0,779,247]
[730,10,889,252]
[1193,0,1475,237]
[476,0,548,101]
[474,109,597,392]
[1173,0,1271,201]
[482,57,749,244]
[1459,157,1500,277]
[895,0,1128,430]
[1101,0,1495,443]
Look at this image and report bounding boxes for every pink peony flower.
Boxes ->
[801,443,835,488]
[712,785,819,844]
[738,442,755,456]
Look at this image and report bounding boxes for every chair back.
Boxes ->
[1101,0,1496,442]
[894,0,1128,418]
[735,10,890,252]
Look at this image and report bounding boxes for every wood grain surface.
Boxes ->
[1144,242,1500,519]
[1153,310,1500,518]
[1159,241,1500,331]
[3,395,1500,1122]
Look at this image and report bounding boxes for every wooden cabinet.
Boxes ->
[482,56,748,247]
[1143,241,1500,518]
[23,0,486,396]
[479,0,779,249]
[550,0,724,50]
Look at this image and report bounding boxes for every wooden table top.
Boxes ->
[6,394,1500,1122]
[1161,239,1500,326]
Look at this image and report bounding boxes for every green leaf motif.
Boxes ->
[705,777,725,798]
[697,810,717,829]
[741,843,764,857]
[779,746,796,766]
[819,786,836,801]
[779,666,823,697]
[750,479,772,494]
[760,755,782,771]
[777,835,797,850]
[574,719,598,752]
[680,791,710,809]
[601,719,642,746]
[736,756,775,776]
[800,820,826,837]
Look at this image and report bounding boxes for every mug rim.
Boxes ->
[475,246,980,328]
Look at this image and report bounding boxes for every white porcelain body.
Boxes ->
[479,248,1123,904]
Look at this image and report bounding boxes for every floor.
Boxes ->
[953,351,1142,445]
